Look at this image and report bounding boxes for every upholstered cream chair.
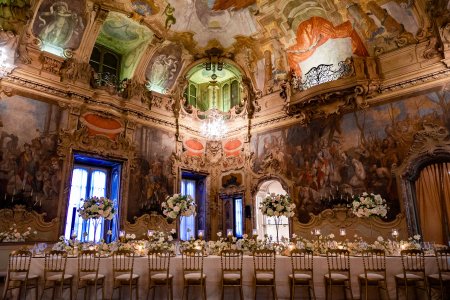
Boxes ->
[395,249,430,300]
[147,249,173,300]
[181,249,207,300]
[220,249,244,300]
[77,250,105,300]
[359,249,389,300]
[324,249,353,300]
[289,249,316,300]
[111,250,139,300]
[2,249,39,300]
[253,249,277,300]
[40,250,73,300]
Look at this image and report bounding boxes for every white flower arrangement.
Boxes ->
[351,192,388,218]
[161,194,196,220]
[146,230,175,253]
[259,193,295,218]
[77,196,116,220]
[0,224,37,242]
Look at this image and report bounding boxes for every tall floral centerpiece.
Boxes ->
[351,192,387,238]
[77,196,116,243]
[161,194,196,239]
[351,193,388,218]
[259,193,295,243]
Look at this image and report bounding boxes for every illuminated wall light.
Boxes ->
[0,47,16,78]
[41,43,64,57]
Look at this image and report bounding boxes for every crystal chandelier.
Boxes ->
[200,63,228,140]
[201,108,227,140]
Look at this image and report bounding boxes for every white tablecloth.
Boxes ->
[24,255,439,299]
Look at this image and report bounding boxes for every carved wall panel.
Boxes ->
[292,208,408,242]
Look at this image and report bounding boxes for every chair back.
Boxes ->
[147,250,171,277]
[326,249,350,274]
[44,250,68,278]
[290,249,313,275]
[8,249,32,278]
[181,249,204,275]
[253,249,276,274]
[78,250,100,277]
[220,249,243,276]
[112,250,135,277]
[434,248,450,274]
[400,249,425,275]
[362,249,386,272]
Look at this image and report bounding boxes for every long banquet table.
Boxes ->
[25,255,440,300]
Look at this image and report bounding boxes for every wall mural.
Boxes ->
[0,96,67,220]
[145,43,182,94]
[131,0,160,17]
[128,125,175,220]
[252,91,450,223]
[287,17,368,77]
[32,0,86,51]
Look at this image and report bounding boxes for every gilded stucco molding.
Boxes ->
[0,206,60,241]
[292,207,407,242]
[124,214,174,238]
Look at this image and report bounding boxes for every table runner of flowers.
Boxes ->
[40,230,436,258]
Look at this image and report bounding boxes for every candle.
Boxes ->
[198,230,204,239]
[339,228,346,237]
[227,229,233,237]
[392,229,399,238]
[252,229,258,236]
[147,230,154,238]
[313,229,321,236]
[119,230,125,237]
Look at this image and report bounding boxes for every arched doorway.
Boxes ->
[415,162,450,245]
[255,180,290,241]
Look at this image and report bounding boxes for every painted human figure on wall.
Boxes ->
[252,91,450,222]
[33,0,85,50]
[287,17,368,76]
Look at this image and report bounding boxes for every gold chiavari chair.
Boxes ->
[395,249,430,300]
[289,249,316,300]
[2,249,39,300]
[111,250,139,300]
[324,249,353,300]
[40,250,73,300]
[359,249,389,300]
[253,249,277,300]
[220,249,244,300]
[77,250,105,300]
[181,249,206,300]
[147,249,173,300]
[427,248,450,299]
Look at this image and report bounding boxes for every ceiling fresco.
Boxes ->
[20,0,429,93]
[166,0,259,48]
[96,11,153,55]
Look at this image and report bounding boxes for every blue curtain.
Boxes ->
[180,179,196,240]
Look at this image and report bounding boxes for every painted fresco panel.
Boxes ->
[128,125,175,220]
[252,91,450,223]
[0,96,67,220]
[145,43,182,94]
[32,0,86,50]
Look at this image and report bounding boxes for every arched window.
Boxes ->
[64,155,121,243]
[222,83,230,112]
[255,180,290,241]
[230,80,239,108]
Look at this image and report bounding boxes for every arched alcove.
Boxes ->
[255,179,290,241]
[397,124,450,243]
